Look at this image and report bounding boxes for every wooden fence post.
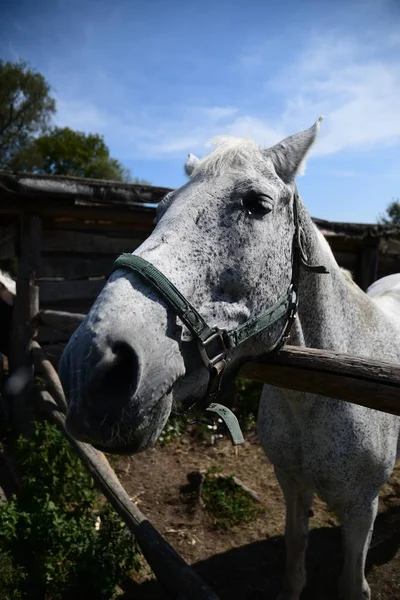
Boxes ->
[356,237,380,291]
[8,214,41,433]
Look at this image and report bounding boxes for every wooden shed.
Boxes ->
[1,171,399,366]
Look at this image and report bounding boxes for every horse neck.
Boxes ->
[293,203,388,355]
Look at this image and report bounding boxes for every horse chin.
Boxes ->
[68,391,174,456]
[110,391,173,455]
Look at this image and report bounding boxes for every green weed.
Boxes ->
[0,420,141,600]
[201,466,263,530]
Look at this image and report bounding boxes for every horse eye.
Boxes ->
[241,191,273,217]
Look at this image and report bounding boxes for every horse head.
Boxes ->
[59,120,322,454]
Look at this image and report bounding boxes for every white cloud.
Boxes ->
[53,27,400,162]
[224,116,285,148]
[201,106,239,121]
[263,30,400,157]
[55,98,109,130]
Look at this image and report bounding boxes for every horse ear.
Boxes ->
[265,117,323,183]
[184,153,200,177]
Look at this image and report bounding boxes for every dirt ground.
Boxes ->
[116,430,400,600]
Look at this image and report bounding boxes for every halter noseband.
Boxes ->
[112,190,329,444]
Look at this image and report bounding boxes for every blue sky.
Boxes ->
[1,0,400,223]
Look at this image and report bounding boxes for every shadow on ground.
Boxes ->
[123,505,400,600]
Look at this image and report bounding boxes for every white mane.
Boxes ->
[190,136,264,178]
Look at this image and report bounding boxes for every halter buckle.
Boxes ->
[198,328,227,373]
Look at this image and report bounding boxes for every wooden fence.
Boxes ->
[36,224,150,363]
[7,300,400,599]
[1,171,400,368]
[6,292,400,599]
[2,172,400,598]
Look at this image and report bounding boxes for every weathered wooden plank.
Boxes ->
[37,310,86,334]
[38,279,106,304]
[381,237,400,256]
[37,255,116,279]
[36,326,71,344]
[357,241,380,291]
[38,303,95,321]
[326,236,362,254]
[32,342,67,412]
[0,194,157,228]
[240,345,400,416]
[0,223,16,259]
[39,391,219,600]
[41,229,146,254]
[9,215,41,432]
[378,255,400,279]
[49,219,153,233]
[332,251,357,271]
[37,308,400,415]
[40,343,66,367]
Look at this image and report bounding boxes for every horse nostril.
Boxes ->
[106,341,140,398]
[87,341,141,422]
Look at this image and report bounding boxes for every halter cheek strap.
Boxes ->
[112,190,329,445]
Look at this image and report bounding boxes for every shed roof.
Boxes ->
[1,171,399,241]
[0,171,171,207]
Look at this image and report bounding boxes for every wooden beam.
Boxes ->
[36,344,66,368]
[37,310,86,334]
[41,229,146,254]
[31,342,67,412]
[0,223,16,260]
[0,195,156,228]
[9,215,41,432]
[37,279,106,304]
[48,219,153,233]
[240,345,400,416]
[356,239,380,291]
[38,391,219,600]
[37,255,119,279]
[32,305,400,416]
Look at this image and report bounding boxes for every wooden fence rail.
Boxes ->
[37,308,400,416]
[240,346,400,416]
[37,309,86,334]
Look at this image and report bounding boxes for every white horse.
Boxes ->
[59,120,400,600]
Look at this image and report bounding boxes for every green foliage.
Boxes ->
[201,466,263,529]
[0,60,56,169]
[233,377,263,431]
[0,551,26,600]
[0,59,149,184]
[158,414,187,446]
[157,378,262,448]
[0,420,141,599]
[10,126,136,183]
[378,198,400,226]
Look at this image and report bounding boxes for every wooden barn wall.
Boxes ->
[1,208,399,366]
[35,220,150,364]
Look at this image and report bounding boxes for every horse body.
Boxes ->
[258,226,400,599]
[59,120,400,599]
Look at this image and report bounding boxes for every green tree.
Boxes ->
[0,60,56,169]
[10,126,138,182]
[378,199,400,226]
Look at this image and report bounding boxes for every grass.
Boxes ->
[0,419,142,600]
[201,466,263,530]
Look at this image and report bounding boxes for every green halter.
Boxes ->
[113,190,328,444]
